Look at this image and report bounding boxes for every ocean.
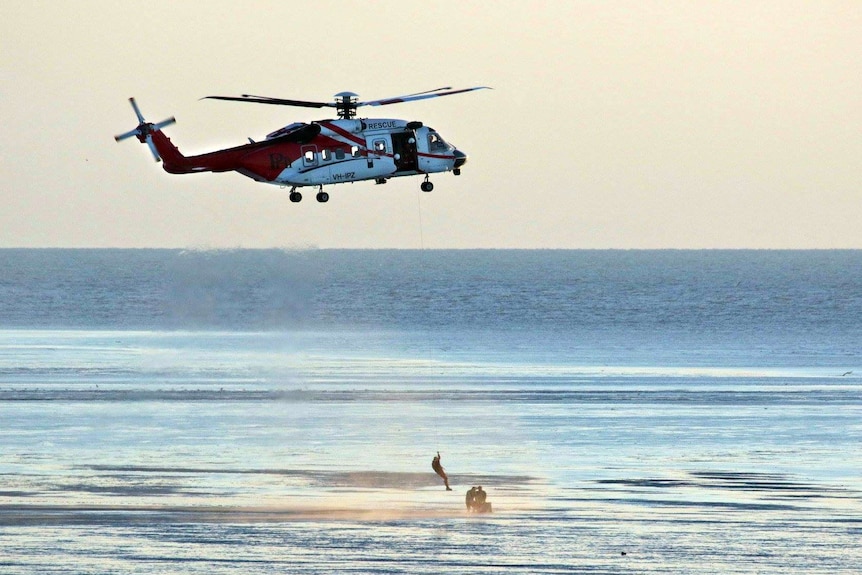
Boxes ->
[1,249,860,573]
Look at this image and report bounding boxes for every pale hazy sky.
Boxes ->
[1,1,860,248]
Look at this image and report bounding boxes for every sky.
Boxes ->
[1,1,860,249]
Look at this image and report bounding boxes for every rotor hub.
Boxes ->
[333,91,359,119]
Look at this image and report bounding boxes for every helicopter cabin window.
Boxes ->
[335,148,345,160]
[373,139,387,154]
[321,149,332,162]
[302,146,317,166]
[351,145,361,158]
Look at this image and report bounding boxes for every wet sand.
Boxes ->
[0,503,478,526]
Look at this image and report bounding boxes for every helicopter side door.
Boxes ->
[391,131,419,173]
[364,134,396,176]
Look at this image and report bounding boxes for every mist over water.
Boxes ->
[1,250,861,573]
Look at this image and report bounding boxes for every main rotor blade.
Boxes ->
[361,86,491,107]
[202,95,330,108]
[403,87,452,97]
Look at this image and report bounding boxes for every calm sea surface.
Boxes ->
[1,250,860,573]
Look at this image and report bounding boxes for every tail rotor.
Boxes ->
[114,98,176,162]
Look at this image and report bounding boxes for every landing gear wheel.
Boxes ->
[289,191,302,203]
[421,181,434,192]
[316,191,329,203]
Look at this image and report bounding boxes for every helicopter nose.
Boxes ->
[454,149,468,169]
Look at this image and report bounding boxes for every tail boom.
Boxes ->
[117,98,299,182]
[150,130,265,175]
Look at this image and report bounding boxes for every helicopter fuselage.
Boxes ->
[156,118,466,190]
[118,87,486,201]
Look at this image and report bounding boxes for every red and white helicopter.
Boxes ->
[115,87,488,202]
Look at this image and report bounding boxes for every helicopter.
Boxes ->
[115,87,489,203]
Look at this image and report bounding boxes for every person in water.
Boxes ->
[431,451,452,490]
[474,485,488,510]
[466,486,477,510]
[466,485,492,513]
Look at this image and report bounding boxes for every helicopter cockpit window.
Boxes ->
[428,131,451,153]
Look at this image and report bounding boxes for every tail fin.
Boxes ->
[148,130,193,173]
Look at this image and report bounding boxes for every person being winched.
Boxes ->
[466,486,492,513]
[431,451,452,490]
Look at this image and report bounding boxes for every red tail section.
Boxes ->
[150,130,261,175]
[116,98,233,174]
[116,98,287,181]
